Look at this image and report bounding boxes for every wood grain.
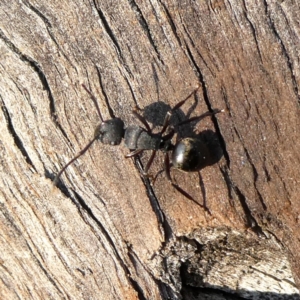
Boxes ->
[0,0,299,299]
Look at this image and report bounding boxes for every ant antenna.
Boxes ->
[53,85,103,185]
[53,137,97,185]
[82,84,104,122]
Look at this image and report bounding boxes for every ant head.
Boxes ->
[83,84,125,145]
[94,118,125,145]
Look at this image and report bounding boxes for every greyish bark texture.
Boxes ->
[0,1,299,299]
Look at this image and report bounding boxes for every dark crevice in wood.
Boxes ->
[128,0,161,60]
[72,190,117,250]
[219,88,232,166]
[182,23,216,76]
[19,88,37,116]
[262,158,272,182]
[221,86,232,117]
[157,282,178,300]
[21,0,52,28]
[150,62,160,99]
[233,127,268,211]
[219,165,234,203]
[22,1,75,68]
[245,159,268,210]
[91,0,134,76]
[234,186,265,237]
[263,0,300,104]
[133,157,174,242]
[219,162,265,235]
[264,229,286,250]
[92,1,122,56]
[119,67,140,107]
[96,67,116,119]
[159,1,182,47]
[198,171,207,210]
[70,189,145,294]
[1,203,23,238]
[242,0,264,63]
[0,28,71,144]
[251,265,285,283]
[127,250,150,300]
[0,98,36,171]
[21,235,67,297]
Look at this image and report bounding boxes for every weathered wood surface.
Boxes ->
[0,0,299,299]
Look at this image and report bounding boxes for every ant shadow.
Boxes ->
[142,101,224,167]
[138,100,224,210]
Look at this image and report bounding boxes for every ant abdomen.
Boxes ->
[172,137,210,172]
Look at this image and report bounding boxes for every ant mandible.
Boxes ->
[53,84,222,207]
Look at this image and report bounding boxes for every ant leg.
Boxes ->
[126,149,156,176]
[162,128,175,141]
[132,108,152,132]
[82,84,104,122]
[160,86,200,134]
[164,153,205,209]
[177,109,224,127]
[152,168,164,185]
[198,171,210,213]
[143,150,157,175]
[53,137,97,185]
[125,149,144,158]
[126,149,156,179]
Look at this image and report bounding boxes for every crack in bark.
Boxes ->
[242,0,264,63]
[182,23,216,77]
[1,203,67,296]
[21,0,75,68]
[263,0,300,104]
[91,0,134,76]
[129,0,163,63]
[92,1,122,57]
[126,249,151,300]
[159,1,182,48]
[119,67,140,108]
[232,126,268,211]
[219,164,265,236]
[219,165,234,202]
[70,189,143,294]
[95,67,117,119]
[0,97,36,171]
[234,186,265,237]
[132,157,173,241]
[220,86,231,168]
[0,28,70,146]
[70,187,166,298]
[242,145,268,210]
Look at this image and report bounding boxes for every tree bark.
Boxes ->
[0,0,299,299]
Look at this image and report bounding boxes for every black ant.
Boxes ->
[53,84,223,207]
